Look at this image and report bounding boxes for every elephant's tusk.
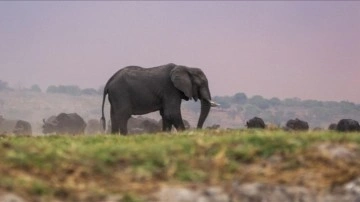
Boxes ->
[208,100,220,107]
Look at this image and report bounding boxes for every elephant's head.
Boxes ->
[170,66,219,128]
[42,116,58,134]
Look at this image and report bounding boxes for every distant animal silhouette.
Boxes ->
[206,124,220,130]
[285,118,309,131]
[128,116,161,134]
[246,117,266,129]
[42,113,86,135]
[336,119,360,132]
[0,116,32,135]
[328,123,337,130]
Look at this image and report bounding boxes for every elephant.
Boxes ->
[101,63,218,135]
[0,116,32,136]
[336,119,360,132]
[246,117,266,129]
[285,118,309,131]
[42,113,86,135]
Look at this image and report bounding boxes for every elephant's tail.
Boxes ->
[100,87,108,132]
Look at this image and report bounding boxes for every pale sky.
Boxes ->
[1,1,359,103]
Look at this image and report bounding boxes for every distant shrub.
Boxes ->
[248,95,269,110]
[232,92,247,104]
[46,85,81,96]
[213,96,231,109]
[30,85,42,93]
[0,80,12,91]
[81,88,99,95]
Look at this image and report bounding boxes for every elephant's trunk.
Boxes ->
[197,99,211,129]
[197,87,219,128]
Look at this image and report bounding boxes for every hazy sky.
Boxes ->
[1,1,359,103]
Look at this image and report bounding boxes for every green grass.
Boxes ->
[1,129,360,201]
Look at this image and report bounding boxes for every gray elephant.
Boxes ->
[42,113,86,135]
[101,63,218,135]
[0,116,32,135]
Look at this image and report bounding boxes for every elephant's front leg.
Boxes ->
[162,118,172,131]
[162,106,185,132]
[172,115,185,131]
[160,109,172,131]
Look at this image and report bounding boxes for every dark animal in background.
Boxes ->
[336,119,360,132]
[312,127,323,131]
[328,123,337,130]
[101,63,219,135]
[42,113,86,135]
[0,116,32,135]
[285,118,309,131]
[246,117,266,129]
[206,124,220,130]
[139,119,161,133]
[85,119,103,134]
[128,116,161,134]
[14,120,32,135]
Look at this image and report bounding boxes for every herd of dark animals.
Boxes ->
[246,117,360,132]
[1,63,360,136]
[0,113,359,136]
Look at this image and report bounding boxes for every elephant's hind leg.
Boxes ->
[110,106,120,134]
[119,117,130,135]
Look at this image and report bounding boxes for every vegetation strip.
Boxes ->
[1,130,360,201]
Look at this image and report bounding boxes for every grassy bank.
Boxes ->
[1,129,360,201]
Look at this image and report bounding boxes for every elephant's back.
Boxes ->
[107,64,175,87]
[120,64,174,76]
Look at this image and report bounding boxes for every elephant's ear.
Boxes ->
[170,66,192,99]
